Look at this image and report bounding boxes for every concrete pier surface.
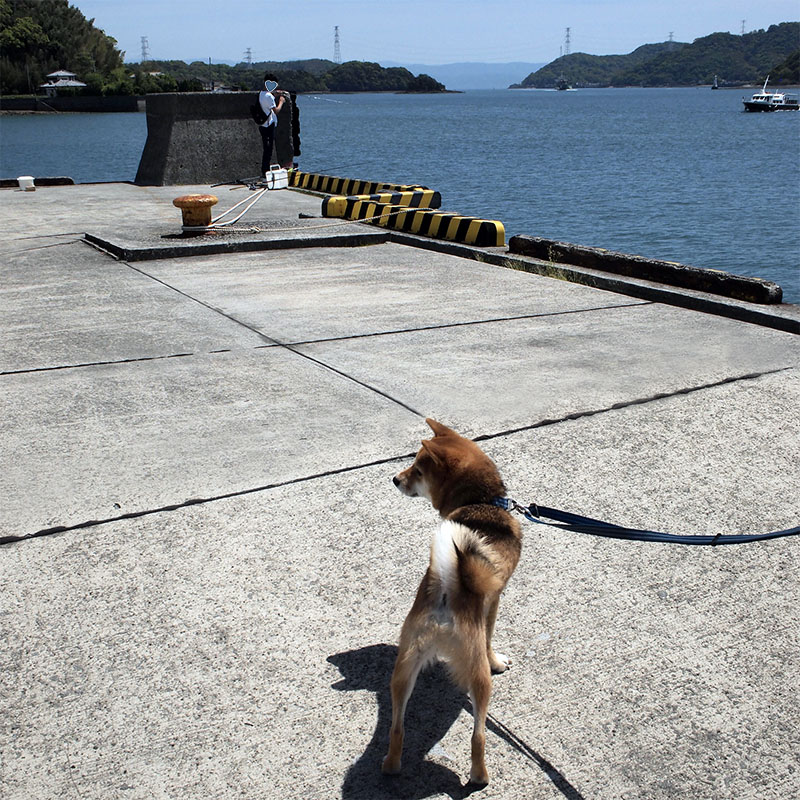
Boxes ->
[1,182,798,800]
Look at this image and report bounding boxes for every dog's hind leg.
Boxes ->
[382,644,425,775]
[484,595,511,674]
[468,666,492,785]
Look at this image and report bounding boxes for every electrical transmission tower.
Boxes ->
[334,26,341,64]
[564,27,571,56]
[140,36,150,63]
[244,47,253,67]
[741,20,746,35]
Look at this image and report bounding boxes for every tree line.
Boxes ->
[0,0,446,96]
[133,59,447,94]
[0,0,127,95]
[513,23,799,88]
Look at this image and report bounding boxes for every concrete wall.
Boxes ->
[509,234,784,305]
[0,95,142,112]
[134,92,294,186]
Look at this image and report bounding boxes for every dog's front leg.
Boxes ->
[382,645,423,775]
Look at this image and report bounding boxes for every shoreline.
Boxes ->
[5,83,800,115]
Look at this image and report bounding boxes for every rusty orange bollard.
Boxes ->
[172,194,219,230]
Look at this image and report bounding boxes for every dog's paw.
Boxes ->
[381,755,401,775]
[468,766,490,786]
[489,651,511,674]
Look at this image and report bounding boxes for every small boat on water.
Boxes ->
[742,76,799,112]
[556,74,572,91]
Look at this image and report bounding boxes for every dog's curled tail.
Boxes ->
[432,521,503,598]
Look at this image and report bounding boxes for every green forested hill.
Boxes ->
[514,22,800,88]
[0,0,446,96]
[136,59,337,92]
[134,59,445,94]
[614,23,800,85]
[771,49,800,83]
[0,0,125,94]
[514,42,684,88]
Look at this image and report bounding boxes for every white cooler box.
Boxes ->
[265,165,288,189]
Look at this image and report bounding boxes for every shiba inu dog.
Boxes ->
[383,419,522,786]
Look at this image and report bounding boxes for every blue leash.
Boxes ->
[492,497,800,546]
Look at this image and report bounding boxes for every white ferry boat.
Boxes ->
[742,76,799,112]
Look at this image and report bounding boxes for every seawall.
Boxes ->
[0,95,144,113]
[134,92,296,186]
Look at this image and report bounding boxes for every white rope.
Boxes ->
[208,187,269,228]
[183,199,421,235]
[210,187,268,225]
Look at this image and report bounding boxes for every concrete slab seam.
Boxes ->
[122,260,282,346]
[0,303,650,377]
[67,194,794,335]
[3,367,790,547]
[0,452,418,546]
[279,301,654,347]
[1,238,84,256]
[120,261,426,418]
[6,236,427,416]
[473,366,796,444]
[81,223,799,335]
[277,345,426,417]
[386,233,800,335]
[4,231,86,242]
[0,351,205,377]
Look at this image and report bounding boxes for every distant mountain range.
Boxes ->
[137,22,799,93]
[192,60,547,90]
[5,0,793,98]
[512,22,799,88]
[165,59,547,92]
[381,61,545,90]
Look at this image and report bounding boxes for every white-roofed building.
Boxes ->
[40,70,87,96]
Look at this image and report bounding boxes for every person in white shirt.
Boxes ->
[258,74,286,175]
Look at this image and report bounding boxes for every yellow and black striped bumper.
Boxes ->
[289,170,426,196]
[323,199,505,247]
[292,170,504,247]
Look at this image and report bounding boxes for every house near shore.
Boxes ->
[40,70,87,96]
[200,81,239,93]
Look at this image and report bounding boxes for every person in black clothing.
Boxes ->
[258,73,286,175]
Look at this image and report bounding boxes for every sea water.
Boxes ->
[1,88,798,300]
[1,111,146,185]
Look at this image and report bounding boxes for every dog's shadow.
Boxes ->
[329,644,479,800]
[328,644,587,800]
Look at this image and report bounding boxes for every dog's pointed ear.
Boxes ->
[420,439,443,466]
[426,418,456,438]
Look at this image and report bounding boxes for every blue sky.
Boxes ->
[73,0,799,65]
